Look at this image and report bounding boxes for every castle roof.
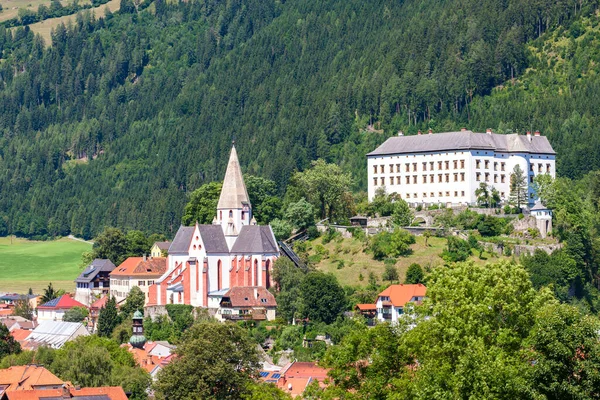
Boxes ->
[230,225,279,254]
[368,131,555,156]
[217,145,251,210]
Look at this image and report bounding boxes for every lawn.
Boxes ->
[307,233,512,287]
[24,0,120,44]
[0,236,92,294]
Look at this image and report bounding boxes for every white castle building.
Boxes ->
[148,144,279,308]
[367,129,556,207]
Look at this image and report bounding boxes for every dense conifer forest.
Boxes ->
[0,0,599,239]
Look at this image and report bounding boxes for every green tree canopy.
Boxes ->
[153,320,260,399]
[119,286,146,318]
[63,306,89,323]
[0,323,21,359]
[93,228,129,265]
[284,198,316,231]
[404,263,424,284]
[98,296,120,338]
[299,272,346,324]
[181,182,222,226]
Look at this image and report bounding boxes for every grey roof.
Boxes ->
[153,241,171,251]
[198,225,229,253]
[367,131,556,156]
[530,200,550,211]
[26,320,89,348]
[231,225,279,254]
[74,259,116,283]
[168,226,195,253]
[217,145,251,209]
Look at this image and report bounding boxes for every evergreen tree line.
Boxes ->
[0,0,598,239]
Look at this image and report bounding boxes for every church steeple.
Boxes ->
[217,143,252,248]
[217,143,251,210]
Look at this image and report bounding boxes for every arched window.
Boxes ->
[254,259,258,286]
[217,260,222,290]
[229,210,233,218]
[265,259,271,289]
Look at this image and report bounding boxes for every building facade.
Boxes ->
[375,284,427,324]
[109,257,167,304]
[147,144,279,309]
[367,129,556,207]
[74,259,116,306]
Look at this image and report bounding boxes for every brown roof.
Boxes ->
[110,257,167,277]
[0,366,63,390]
[5,386,128,400]
[378,284,427,307]
[355,304,376,311]
[221,286,277,308]
[153,241,171,251]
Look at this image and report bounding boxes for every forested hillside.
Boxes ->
[0,0,598,239]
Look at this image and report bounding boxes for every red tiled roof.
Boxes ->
[0,366,63,390]
[10,329,30,342]
[378,284,427,307]
[110,257,167,277]
[222,286,277,307]
[37,295,86,310]
[90,296,108,309]
[5,386,128,400]
[355,303,376,311]
[0,309,13,316]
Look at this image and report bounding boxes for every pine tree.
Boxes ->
[510,165,528,209]
[98,296,119,337]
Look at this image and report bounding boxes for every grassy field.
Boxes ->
[0,236,92,294]
[307,233,512,287]
[0,0,51,23]
[12,0,120,45]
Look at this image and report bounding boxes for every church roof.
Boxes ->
[74,259,115,283]
[217,145,251,210]
[231,226,279,254]
[169,226,196,254]
[368,131,556,156]
[197,225,229,253]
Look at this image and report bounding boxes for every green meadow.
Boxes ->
[0,236,92,294]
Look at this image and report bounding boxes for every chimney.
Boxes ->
[428,129,433,135]
[461,127,467,132]
[526,131,532,142]
[61,384,71,399]
[143,254,147,262]
[486,128,492,135]
[534,130,541,136]
[417,130,422,135]
[397,130,404,136]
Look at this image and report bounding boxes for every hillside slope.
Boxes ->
[0,0,597,238]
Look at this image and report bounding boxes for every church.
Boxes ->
[147,144,280,308]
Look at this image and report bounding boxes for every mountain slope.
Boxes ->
[0,0,597,238]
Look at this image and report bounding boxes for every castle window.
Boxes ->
[476,173,481,181]
[396,164,401,173]
[438,174,442,183]
[422,162,427,171]
[460,172,465,181]
[373,165,377,174]
[381,177,385,185]
[229,210,233,218]
[501,175,506,183]
[546,163,551,173]
[501,162,505,171]
[423,175,427,183]
[494,162,498,171]
[460,160,465,169]
[445,161,449,170]
[438,161,443,170]
[461,191,465,196]
[380,165,384,173]
[430,161,434,170]
[484,160,489,169]
[494,175,497,183]
[453,160,458,169]
[406,176,410,184]
[453,173,458,182]
[412,175,417,184]
[476,160,481,169]
[373,178,378,186]
[405,163,410,172]
[413,162,417,172]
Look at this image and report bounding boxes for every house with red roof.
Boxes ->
[375,284,427,324]
[109,256,167,304]
[36,295,87,321]
[259,361,329,398]
[216,286,277,321]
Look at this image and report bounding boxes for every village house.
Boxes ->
[109,256,167,304]
[374,284,427,324]
[24,320,89,349]
[367,129,556,207]
[151,241,171,257]
[216,286,277,321]
[74,259,116,306]
[36,295,87,321]
[0,365,127,400]
[147,144,279,309]
[0,294,40,309]
[260,361,329,398]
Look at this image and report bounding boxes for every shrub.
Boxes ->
[441,236,472,262]
[405,263,424,284]
[368,229,416,260]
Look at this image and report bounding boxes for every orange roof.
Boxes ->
[10,329,30,342]
[0,366,63,390]
[282,362,329,380]
[5,386,128,400]
[378,284,427,307]
[110,257,167,277]
[123,343,172,374]
[90,296,108,309]
[0,309,13,316]
[279,377,311,397]
[355,303,376,311]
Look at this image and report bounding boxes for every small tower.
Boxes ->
[217,142,252,248]
[530,200,552,238]
[129,310,146,349]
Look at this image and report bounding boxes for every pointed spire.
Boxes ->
[217,144,251,210]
